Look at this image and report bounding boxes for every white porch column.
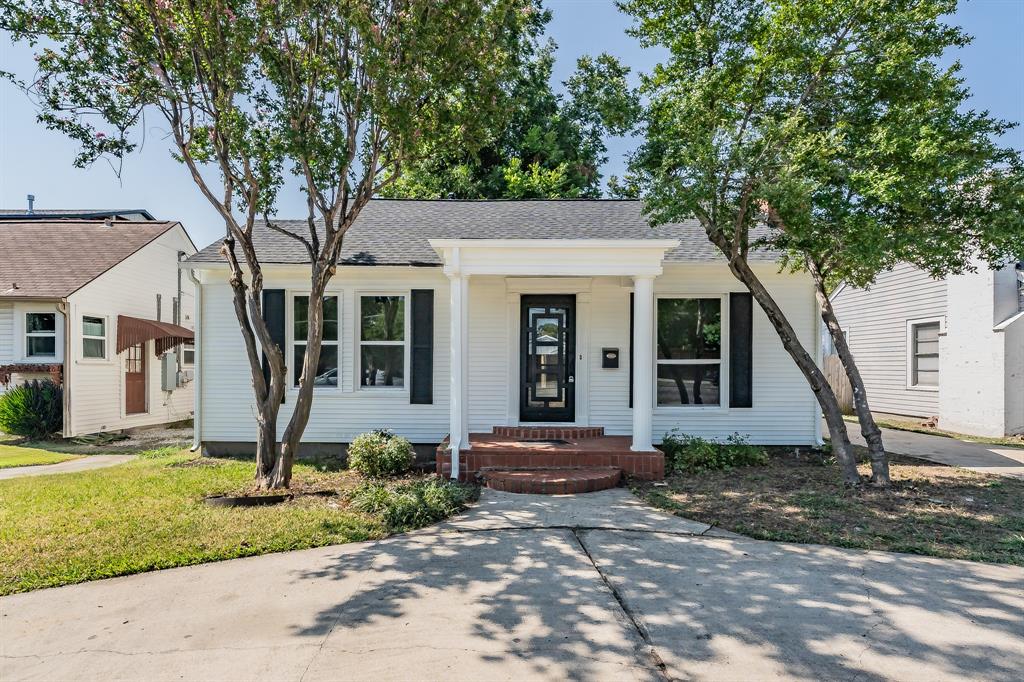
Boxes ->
[631,275,655,451]
[447,272,470,478]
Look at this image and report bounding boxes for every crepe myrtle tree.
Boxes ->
[2,0,537,489]
[615,0,1023,485]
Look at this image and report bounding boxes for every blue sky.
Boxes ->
[1,0,1021,248]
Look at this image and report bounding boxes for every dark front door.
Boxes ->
[125,343,146,414]
[520,295,575,422]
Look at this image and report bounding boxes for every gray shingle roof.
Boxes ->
[0,220,178,298]
[187,199,780,266]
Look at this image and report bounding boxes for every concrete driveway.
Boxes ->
[2,489,1022,681]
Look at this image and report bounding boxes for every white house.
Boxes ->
[0,217,197,437]
[185,200,824,480]
[830,260,1024,438]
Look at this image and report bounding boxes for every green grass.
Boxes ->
[0,444,81,469]
[844,415,1024,448]
[634,450,1024,566]
[0,449,475,595]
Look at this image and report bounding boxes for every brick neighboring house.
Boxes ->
[0,214,198,437]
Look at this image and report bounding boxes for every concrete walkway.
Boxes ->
[845,423,1024,479]
[2,489,1022,681]
[0,454,136,480]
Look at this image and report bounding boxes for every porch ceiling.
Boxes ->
[428,239,680,277]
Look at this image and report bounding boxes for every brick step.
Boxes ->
[479,466,622,495]
[492,425,605,439]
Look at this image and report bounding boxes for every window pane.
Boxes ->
[361,296,405,341]
[915,355,939,372]
[361,345,405,387]
[292,343,338,387]
[82,316,105,337]
[914,323,940,343]
[915,369,939,386]
[83,338,105,359]
[294,296,338,341]
[657,299,721,360]
[657,364,721,406]
[182,345,195,365]
[28,336,56,356]
[27,313,56,333]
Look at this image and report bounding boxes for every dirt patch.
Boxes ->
[634,449,1024,565]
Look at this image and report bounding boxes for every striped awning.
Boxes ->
[116,315,194,355]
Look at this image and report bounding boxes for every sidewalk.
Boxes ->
[0,455,136,480]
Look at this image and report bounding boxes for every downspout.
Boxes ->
[186,267,202,452]
[56,299,71,438]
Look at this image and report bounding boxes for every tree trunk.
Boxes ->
[808,265,891,486]
[727,257,862,485]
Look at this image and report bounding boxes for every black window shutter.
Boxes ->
[262,289,286,392]
[410,289,434,404]
[628,292,634,408]
[729,292,753,408]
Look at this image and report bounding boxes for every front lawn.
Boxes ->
[0,444,81,469]
[634,450,1024,566]
[0,449,476,595]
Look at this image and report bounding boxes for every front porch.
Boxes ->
[436,426,665,486]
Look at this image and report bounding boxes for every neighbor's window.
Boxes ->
[656,298,722,406]
[181,343,195,366]
[911,321,940,387]
[26,312,57,357]
[82,316,106,359]
[360,295,406,388]
[292,295,339,387]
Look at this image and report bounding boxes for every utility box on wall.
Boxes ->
[161,352,178,391]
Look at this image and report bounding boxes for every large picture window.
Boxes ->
[910,321,939,387]
[26,312,57,357]
[360,295,406,388]
[656,298,722,406]
[82,316,106,359]
[292,295,339,387]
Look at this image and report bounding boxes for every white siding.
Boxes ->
[830,264,946,417]
[198,263,820,446]
[0,302,13,364]
[66,225,196,436]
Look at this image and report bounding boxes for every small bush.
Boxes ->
[349,478,478,531]
[0,380,63,440]
[660,430,768,474]
[347,429,415,477]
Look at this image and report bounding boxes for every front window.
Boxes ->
[360,295,406,388]
[292,295,339,387]
[82,316,106,359]
[656,298,722,406]
[911,321,939,387]
[26,312,56,357]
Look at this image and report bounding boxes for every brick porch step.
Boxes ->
[479,466,622,495]
[491,425,605,440]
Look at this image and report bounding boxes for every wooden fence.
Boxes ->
[823,354,854,414]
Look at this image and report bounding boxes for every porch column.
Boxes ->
[447,272,470,478]
[631,275,655,451]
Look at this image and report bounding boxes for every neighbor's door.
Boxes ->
[125,343,146,414]
[520,295,575,422]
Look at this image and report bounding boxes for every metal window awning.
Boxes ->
[117,315,194,354]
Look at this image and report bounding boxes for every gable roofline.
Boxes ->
[0,209,156,221]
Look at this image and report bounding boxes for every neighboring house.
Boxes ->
[0,218,197,437]
[0,208,157,222]
[185,199,824,480]
[830,260,1024,437]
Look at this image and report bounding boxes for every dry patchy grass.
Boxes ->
[634,450,1024,565]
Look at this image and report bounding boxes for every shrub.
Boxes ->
[660,430,768,474]
[349,477,479,530]
[0,380,63,439]
[347,429,415,477]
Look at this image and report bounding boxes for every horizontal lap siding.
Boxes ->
[67,228,196,436]
[830,264,946,417]
[200,268,450,443]
[0,302,13,364]
[468,277,508,431]
[590,268,818,444]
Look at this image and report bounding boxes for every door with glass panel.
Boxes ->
[520,295,575,422]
